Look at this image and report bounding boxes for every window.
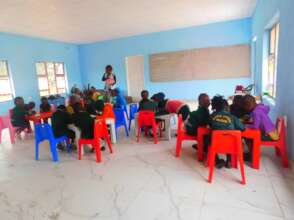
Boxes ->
[36,62,67,96]
[265,23,280,98]
[0,61,14,102]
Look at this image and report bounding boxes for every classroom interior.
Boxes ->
[0,0,294,219]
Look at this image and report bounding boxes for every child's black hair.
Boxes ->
[105,65,113,70]
[41,97,48,102]
[14,96,23,105]
[211,95,225,112]
[28,101,36,109]
[198,93,208,102]
[141,90,149,98]
[57,105,66,111]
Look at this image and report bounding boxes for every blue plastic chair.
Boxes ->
[123,105,129,120]
[35,123,71,162]
[114,108,129,138]
[128,103,138,131]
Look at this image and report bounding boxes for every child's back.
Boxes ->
[72,103,95,139]
[51,106,73,138]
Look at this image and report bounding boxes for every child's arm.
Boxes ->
[101,73,107,81]
[246,112,261,129]
[233,116,245,131]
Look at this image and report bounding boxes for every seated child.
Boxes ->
[112,88,127,109]
[243,95,278,141]
[209,95,245,168]
[85,98,105,116]
[11,97,31,132]
[230,95,247,119]
[40,97,51,113]
[25,101,36,116]
[72,103,95,139]
[185,93,210,136]
[138,90,157,112]
[51,105,75,149]
[151,92,168,115]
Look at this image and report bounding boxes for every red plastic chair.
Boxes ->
[259,117,289,168]
[137,111,162,144]
[175,114,211,161]
[207,130,245,184]
[78,119,113,163]
[0,115,17,144]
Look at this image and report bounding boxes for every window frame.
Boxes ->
[0,60,14,102]
[265,23,280,99]
[35,61,68,97]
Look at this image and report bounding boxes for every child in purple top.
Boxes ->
[243,95,278,141]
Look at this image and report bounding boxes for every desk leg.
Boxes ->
[164,117,171,140]
[109,121,116,144]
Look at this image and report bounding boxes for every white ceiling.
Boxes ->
[0,0,257,44]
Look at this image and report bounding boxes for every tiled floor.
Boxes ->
[0,129,293,220]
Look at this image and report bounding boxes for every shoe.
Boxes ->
[192,144,198,150]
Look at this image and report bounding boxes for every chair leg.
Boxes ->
[124,123,129,136]
[197,136,204,161]
[78,142,82,160]
[252,140,260,169]
[137,126,141,143]
[35,142,39,160]
[208,150,215,183]
[239,151,246,185]
[279,141,289,168]
[175,137,182,157]
[106,137,113,153]
[95,142,102,163]
[128,119,132,132]
[50,142,59,162]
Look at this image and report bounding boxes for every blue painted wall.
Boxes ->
[252,0,294,158]
[79,18,252,99]
[0,32,82,114]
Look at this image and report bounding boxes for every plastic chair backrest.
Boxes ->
[94,119,108,139]
[211,130,242,154]
[35,123,54,142]
[102,103,115,119]
[1,115,12,128]
[9,109,13,119]
[138,110,156,127]
[129,103,138,120]
[114,108,126,125]
[0,117,4,130]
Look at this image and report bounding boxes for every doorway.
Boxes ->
[125,55,145,98]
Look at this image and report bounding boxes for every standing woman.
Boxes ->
[102,65,116,102]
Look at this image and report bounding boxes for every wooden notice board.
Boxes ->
[149,44,251,82]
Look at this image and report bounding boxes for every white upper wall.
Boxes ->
[0,0,256,43]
